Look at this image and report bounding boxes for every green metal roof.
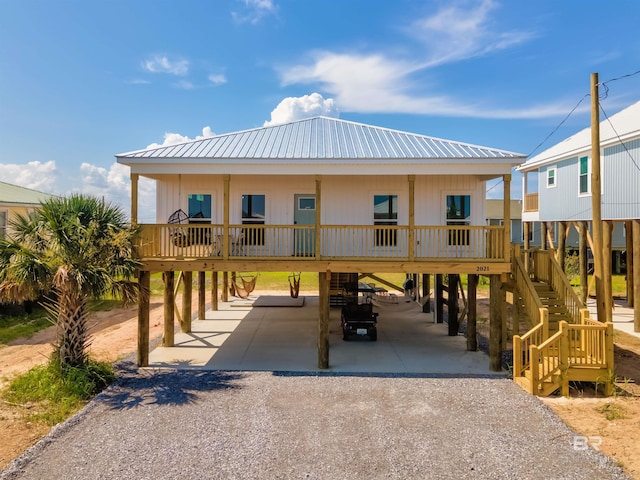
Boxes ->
[0,181,57,206]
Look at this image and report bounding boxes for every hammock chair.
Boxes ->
[230,273,258,299]
[168,209,190,246]
[288,272,301,298]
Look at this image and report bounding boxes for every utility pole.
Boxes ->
[591,73,606,322]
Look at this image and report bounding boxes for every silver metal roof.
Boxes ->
[118,116,523,161]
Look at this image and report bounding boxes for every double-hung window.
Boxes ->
[546,166,557,188]
[242,194,265,245]
[579,156,590,195]
[374,195,398,246]
[446,195,471,246]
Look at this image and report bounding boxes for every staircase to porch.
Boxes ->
[511,247,615,396]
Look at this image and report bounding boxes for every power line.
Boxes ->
[527,94,589,158]
[599,103,640,173]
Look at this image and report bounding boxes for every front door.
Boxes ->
[294,194,316,256]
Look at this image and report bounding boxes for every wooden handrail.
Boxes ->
[134,223,507,261]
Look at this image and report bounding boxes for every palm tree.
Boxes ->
[0,194,141,369]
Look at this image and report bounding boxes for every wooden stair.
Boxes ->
[531,281,570,333]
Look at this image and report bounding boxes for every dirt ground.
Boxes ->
[1,295,639,478]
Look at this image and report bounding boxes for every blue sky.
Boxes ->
[2,0,640,220]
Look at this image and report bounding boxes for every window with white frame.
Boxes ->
[446,195,471,246]
[0,210,6,239]
[579,156,590,195]
[373,194,398,246]
[546,166,557,188]
[242,194,265,245]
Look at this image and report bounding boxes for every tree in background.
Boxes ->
[0,194,141,369]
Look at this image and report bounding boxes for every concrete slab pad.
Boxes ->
[148,295,501,376]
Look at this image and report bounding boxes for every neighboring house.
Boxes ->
[0,181,57,239]
[518,100,640,302]
[117,116,525,368]
[485,199,527,245]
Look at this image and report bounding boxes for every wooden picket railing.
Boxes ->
[524,193,539,212]
[135,223,507,262]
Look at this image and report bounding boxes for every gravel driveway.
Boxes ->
[1,364,627,480]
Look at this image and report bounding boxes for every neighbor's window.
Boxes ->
[446,195,471,246]
[374,194,398,246]
[188,194,212,223]
[546,166,557,188]
[579,156,590,194]
[0,210,6,239]
[242,194,265,245]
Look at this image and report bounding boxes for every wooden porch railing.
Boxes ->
[523,319,613,396]
[134,224,507,261]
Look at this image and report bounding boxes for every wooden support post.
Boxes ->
[315,175,322,260]
[626,220,634,308]
[318,270,330,369]
[222,271,229,302]
[130,173,139,224]
[163,271,175,347]
[408,175,415,262]
[503,174,511,263]
[137,270,150,367]
[557,222,566,271]
[501,285,508,349]
[523,221,530,272]
[578,221,588,304]
[223,174,230,261]
[448,274,459,336]
[603,220,613,323]
[435,274,444,324]
[422,273,431,313]
[489,275,503,371]
[591,72,606,324]
[540,222,548,250]
[198,271,206,320]
[181,271,192,333]
[634,220,640,332]
[467,274,477,351]
[211,271,218,311]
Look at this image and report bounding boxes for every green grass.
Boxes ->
[0,305,51,344]
[0,297,126,345]
[596,402,626,421]
[148,272,492,296]
[2,359,115,426]
[569,274,628,298]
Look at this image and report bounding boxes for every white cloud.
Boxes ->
[142,55,189,76]
[145,126,216,149]
[275,1,573,119]
[232,0,277,24]
[79,162,156,220]
[208,73,227,86]
[0,160,57,192]
[264,93,339,126]
[407,0,532,68]
[174,79,196,90]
